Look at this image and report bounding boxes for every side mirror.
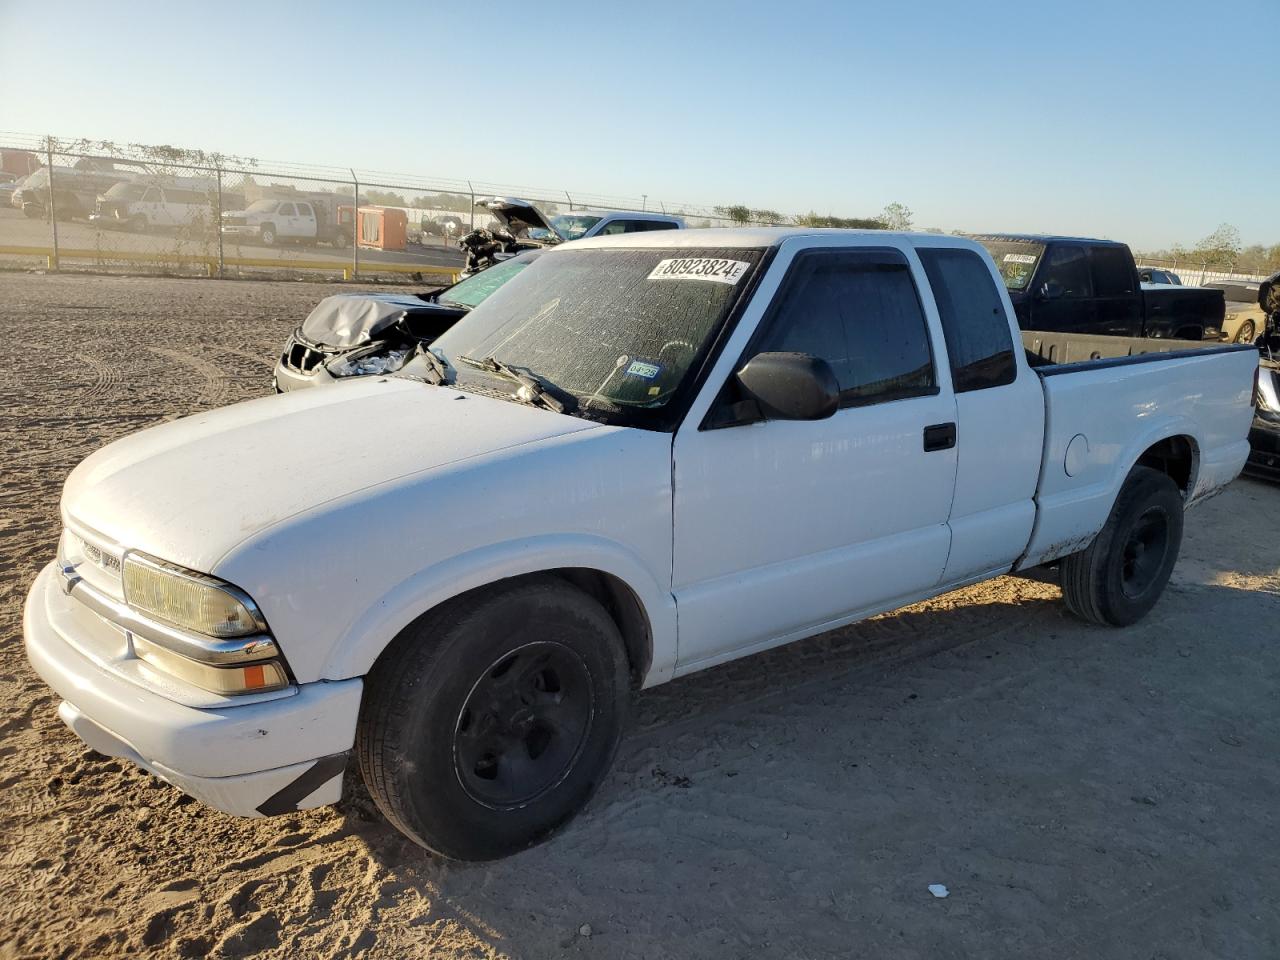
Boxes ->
[735,352,839,421]
[1037,281,1064,301]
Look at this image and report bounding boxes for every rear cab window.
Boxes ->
[1090,246,1136,297]
[918,247,1017,392]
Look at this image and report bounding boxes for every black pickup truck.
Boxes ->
[975,234,1225,340]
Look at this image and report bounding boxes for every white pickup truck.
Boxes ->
[24,229,1257,861]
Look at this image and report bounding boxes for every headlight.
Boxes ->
[121,552,289,695]
[123,552,265,638]
[326,346,411,378]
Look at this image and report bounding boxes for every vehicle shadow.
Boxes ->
[331,565,1280,959]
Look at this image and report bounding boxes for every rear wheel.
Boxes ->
[1234,319,1256,344]
[356,576,630,860]
[1059,466,1184,626]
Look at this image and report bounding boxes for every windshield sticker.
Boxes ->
[647,258,751,285]
[625,360,662,380]
[1003,253,1038,264]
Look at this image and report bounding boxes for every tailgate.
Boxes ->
[1019,343,1257,567]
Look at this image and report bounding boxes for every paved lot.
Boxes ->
[0,272,1277,959]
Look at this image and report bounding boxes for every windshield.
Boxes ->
[549,214,602,240]
[105,183,146,200]
[246,199,278,213]
[977,240,1046,291]
[438,256,533,309]
[429,247,764,426]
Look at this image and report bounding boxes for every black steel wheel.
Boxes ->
[356,576,630,860]
[454,641,594,809]
[1060,465,1184,626]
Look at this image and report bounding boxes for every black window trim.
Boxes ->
[701,245,941,430]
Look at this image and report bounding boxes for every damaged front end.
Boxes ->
[274,293,462,393]
[273,251,543,393]
[458,197,562,277]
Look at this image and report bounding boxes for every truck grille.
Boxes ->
[283,341,327,374]
[59,527,125,601]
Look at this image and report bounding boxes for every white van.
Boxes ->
[90,178,221,232]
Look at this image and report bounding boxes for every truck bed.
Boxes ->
[1017,330,1258,568]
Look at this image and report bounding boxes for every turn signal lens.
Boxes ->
[132,636,288,695]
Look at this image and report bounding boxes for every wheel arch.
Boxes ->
[321,536,675,689]
[1133,432,1199,497]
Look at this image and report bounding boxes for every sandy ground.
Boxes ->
[0,271,1278,960]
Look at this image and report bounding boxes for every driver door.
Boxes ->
[671,240,958,672]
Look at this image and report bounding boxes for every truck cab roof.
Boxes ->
[970,233,1123,247]
[564,226,961,250]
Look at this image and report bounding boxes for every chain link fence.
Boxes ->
[0,134,784,285]
[1132,256,1270,288]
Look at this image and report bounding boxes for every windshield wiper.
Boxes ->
[456,354,572,414]
[414,343,449,385]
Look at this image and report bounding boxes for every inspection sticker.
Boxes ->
[625,360,662,379]
[647,258,751,285]
[1003,253,1038,264]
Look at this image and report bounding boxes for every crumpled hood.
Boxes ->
[62,379,600,574]
[299,293,450,348]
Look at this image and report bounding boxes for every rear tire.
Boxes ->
[1059,466,1184,626]
[356,576,630,860]
[1234,319,1256,344]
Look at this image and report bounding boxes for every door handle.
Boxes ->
[923,422,956,452]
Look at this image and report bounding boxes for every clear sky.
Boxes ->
[1,0,1275,249]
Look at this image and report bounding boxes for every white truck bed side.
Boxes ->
[1019,345,1257,568]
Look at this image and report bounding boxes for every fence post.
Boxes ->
[350,170,360,280]
[215,166,225,279]
[45,144,59,270]
[467,181,475,230]
[564,190,573,212]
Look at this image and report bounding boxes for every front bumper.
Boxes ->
[23,562,363,817]
[1245,417,1280,481]
[273,356,337,393]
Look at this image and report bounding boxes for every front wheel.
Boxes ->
[1059,466,1184,626]
[1234,319,1256,344]
[356,576,630,860]
[259,224,276,246]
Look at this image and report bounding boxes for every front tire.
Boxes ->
[356,576,630,860]
[1059,466,1184,626]
[259,224,277,246]
[1234,319,1256,344]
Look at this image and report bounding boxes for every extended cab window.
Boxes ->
[753,249,936,407]
[918,247,1016,392]
[1091,246,1135,296]
[1040,245,1093,298]
[297,203,313,218]
[598,220,647,235]
[279,203,296,216]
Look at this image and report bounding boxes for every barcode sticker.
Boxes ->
[647,258,751,284]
